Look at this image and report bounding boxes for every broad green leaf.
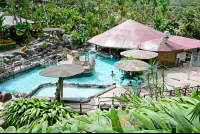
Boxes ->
[31,124,43,133]
[5,126,16,133]
[108,106,123,133]
[74,116,92,124]
[78,122,118,133]
[51,127,61,133]
[42,121,48,132]
[171,108,194,133]
[0,127,5,133]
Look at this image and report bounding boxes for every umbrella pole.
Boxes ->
[56,77,64,102]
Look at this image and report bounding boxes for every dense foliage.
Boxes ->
[0,89,200,133]
[0,41,16,50]
[0,97,79,129]
[1,0,200,43]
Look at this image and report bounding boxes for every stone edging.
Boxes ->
[26,82,116,103]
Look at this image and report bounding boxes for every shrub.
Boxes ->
[0,41,16,50]
[0,68,8,74]
[42,42,48,48]
[0,97,79,129]
[74,53,80,59]
[60,51,67,59]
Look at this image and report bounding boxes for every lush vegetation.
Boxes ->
[0,0,200,46]
[0,97,79,129]
[0,89,200,133]
[0,41,16,50]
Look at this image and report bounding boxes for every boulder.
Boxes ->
[39,44,44,50]
[63,34,70,41]
[64,40,70,45]
[5,55,15,59]
[24,49,33,56]
[12,91,20,98]
[47,51,51,56]
[43,49,47,53]
[38,52,44,57]
[1,91,12,103]
[13,55,22,61]
[21,53,28,58]
[34,45,38,48]
[51,44,57,49]
[12,52,23,56]
[57,46,63,50]
[58,41,65,46]
[19,92,28,98]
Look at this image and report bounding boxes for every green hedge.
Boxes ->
[0,41,16,50]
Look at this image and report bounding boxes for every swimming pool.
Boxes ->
[34,85,105,100]
[0,54,124,93]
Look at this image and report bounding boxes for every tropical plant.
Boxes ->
[2,90,200,133]
[14,22,32,43]
[0,97,79,129]
[74,53,80,59]
[60,51,67,59]
[42,42,48,48]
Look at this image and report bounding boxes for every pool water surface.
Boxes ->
[0,55,124,94]
[34,85,105,100]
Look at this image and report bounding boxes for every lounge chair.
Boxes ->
[113,92,122,97]
[168,84,181,89]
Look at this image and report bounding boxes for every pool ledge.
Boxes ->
[26,82,116,103]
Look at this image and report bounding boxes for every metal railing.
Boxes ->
[143,85,200,98]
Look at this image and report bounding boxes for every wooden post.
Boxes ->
[95,45,97,51]
[188,52,193,80]
[80,103,82,113]
[109,48,111,56]
[55,77,64,102]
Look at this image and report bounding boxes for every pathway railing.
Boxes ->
[143,85,200,99]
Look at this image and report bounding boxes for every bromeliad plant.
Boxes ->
[0,97,79,129]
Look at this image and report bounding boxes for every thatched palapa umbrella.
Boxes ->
[114,60,150,71]
[120,49,158,59]
[39,64,84,102]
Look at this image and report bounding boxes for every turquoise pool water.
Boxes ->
[0,55,126,93]
[34,85,104,99]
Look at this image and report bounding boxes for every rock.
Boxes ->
[19,92,28,98]
[43,49,47,53]
[57,46,63,50]
[39,44,44,50]
[24,49,32,56]
[47,51,51,56]
[21,53,28,58]
[46,47,51,51]
[12,91,19,98]
[34,45,38,48]
[64,40,70,45]
[47,43,52,48]
[38,52,44,57]
[5,55,15,59]
[63,34,70,41]
[12,52,23,56]
[13,55,22,61]
[51,44,57,49]
[1,91,12,103]
[58,41,65,46]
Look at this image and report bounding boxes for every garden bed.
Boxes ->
[0,41,16,50]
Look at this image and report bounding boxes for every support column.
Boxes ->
[95,45,97,51]
[188,52,193,80]
[109,48,111,56]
